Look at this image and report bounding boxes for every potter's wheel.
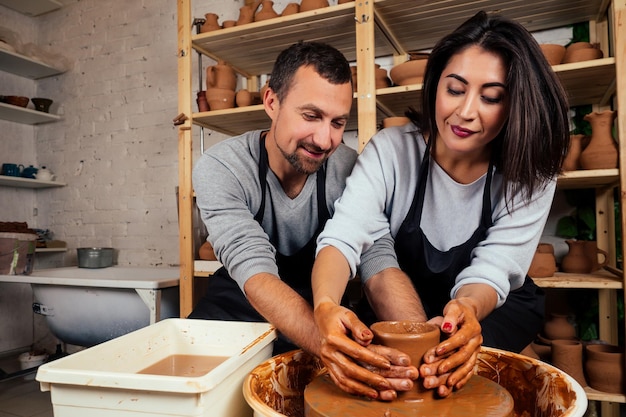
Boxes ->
[304,373,514,417]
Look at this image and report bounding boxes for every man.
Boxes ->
[188,41,356,355]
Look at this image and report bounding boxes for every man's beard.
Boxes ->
[278,142,327,175]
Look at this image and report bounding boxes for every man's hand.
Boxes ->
[315,301,419,401]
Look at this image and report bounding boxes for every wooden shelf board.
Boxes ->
[373,0,606,54]
[0,102,61,125]
[0,49,65,79]
[192,3,360,77]
[0,175,65,189]
[556,169,619,189]
[584,386,626,403]
[533,270,623,289]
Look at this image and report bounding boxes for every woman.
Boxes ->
[312,11,570,401]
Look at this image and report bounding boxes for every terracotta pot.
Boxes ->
[583,241,608,272]
[561,240,593,274]
[530,340,552,362]
[540,44,566,66]
[585,343,625,393]
[382,117,410,128]
[236,5,256,25]
[528,244,557,278]
[550,339,587,387]
[206,61,237,91]
[299,0,329,12]
[390,58,427,86]
[375,66,391,89]
[255,1,279,21]
[543,313,576,341]
[562,134,585,171]
[196,91,209,112]
[563,45,603,64]
[205,88,235,110]
[579,110,618,170]
[281,2,299,16]
[371,321,439,398]
[200,13,221,33]
[235,89,262,107]
[222,20,237,28]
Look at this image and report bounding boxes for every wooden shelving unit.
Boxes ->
[177,1,625,410]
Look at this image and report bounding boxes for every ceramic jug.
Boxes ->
[21,165,38,179]
[281,3,300,16]
[236,5,256,25]
[300,0,329,12]
[560,240,593,273]
[255,1,279,21]
[205,88,236,110]
[34,166,55,181]
[579,110,618,170]
[200,13,221,33]
[206,61,237,91]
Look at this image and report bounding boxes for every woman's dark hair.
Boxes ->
[269,41,352,101]
[416,11,570,203]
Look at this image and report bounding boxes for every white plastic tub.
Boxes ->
[36,318,277,417]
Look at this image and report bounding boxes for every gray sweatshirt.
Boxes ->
[193,130,357,291]
[317,123,556,307]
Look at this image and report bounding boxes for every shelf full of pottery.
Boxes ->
[0,164,63,189]
[187,0,616,137]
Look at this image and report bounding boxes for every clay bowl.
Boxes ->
[31,97,53,113]
[540,44,566,65]
[562,47,603,64]
[3,95,29,107]
[390,59,427,86]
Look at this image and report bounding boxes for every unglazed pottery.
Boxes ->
[579,110,618,170]
[390,58,427,86]
[255,1,279,21]
[540,44,566,65]
[561,239,593,273]
[543,313,577,341]
[585,343,625,394]
[528,243,557,278]
[281,2,299,16]
[562,134,585,171]
[205,88,235,110]
[196,91,209,112]
[550,339,587,387]
[300,0,329,12]
[200,13,221,33]
[206,61,237,91]
[583,240,608,272]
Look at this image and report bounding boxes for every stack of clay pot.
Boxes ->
[539,42,603,66]
[205,61,237,111]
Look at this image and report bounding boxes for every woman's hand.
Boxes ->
[314,301,419,401]
[419,298,483,397]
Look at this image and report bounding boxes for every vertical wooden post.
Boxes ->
[177,0,194,317]
[355,0,376,152]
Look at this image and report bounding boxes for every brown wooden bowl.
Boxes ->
[4,95,29,107]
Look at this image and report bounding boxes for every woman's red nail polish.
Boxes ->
[442,322,453,332]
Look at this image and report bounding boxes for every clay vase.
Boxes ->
[200,13,221,33]
[584,343,625,394]
[375,65,391,89]
[205,88,235,110]
[550,339,587,387]
[579,110,618,170]
[236,5,256,25]
[196,91,209,112]
[528,243,557,278]
[561,240,593,274]
[583,241,609,272]
[562,134,585,171]
[370,321,440,399]
[222,20,237,28]
[539,44,566,65]
[206,61,237,91]
[543,313,577,341]
[300,0,329,12]
[255,1,279,21]
[235,89,262,107]
[281,2,300,16]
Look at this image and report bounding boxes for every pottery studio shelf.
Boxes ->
[0,175,65,189]
[533,269,623,290]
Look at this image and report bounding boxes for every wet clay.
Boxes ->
[304,373,514,417]
[138,354,228,377]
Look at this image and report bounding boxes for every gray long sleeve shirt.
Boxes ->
[193,130,357,291]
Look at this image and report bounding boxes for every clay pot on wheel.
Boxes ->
[579,110,618,170]
[585,343,625,394]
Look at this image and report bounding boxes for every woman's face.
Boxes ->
[435,45,509,159]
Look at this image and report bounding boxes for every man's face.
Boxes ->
[265,65,353,175]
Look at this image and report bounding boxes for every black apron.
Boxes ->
[189,134,330,354]
[393,140,544,352]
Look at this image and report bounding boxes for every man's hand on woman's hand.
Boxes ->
[314,301,419,401]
